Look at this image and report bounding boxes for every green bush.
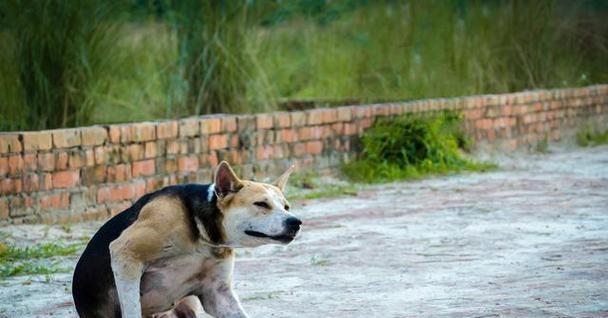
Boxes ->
[0,0,125,130]
[342,112,495,183]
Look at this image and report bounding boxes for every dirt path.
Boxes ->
[1,146,607,318]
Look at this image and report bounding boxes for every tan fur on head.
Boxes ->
[212,162,300,248]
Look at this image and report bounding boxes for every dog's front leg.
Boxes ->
[110,239,145,318]
[199,282,249,318]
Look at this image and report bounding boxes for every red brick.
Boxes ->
[256,145,272,160]
[81,126,107,146]
[165,159,177,174]
[321,109,338,123]
[40,173,53,190]
[178,156,199,172]
[119,125,132,143]
[0,178,13,194]
[201,118,222,134]
[22,132,52,151]
[109,126,121,143]
[306,110,324,125]
[0,133,22,153]
[279,129,298,143]
[0,157,7,176]
[146,177,162,192]
[133,180,146,198]
[22,154,36,172]
[131,123,156,142]
[108,164,130,182]
[8,155,23,176]
[69,152,84,168]
[132,159,155,177]
[179,118,200,137]
[55,151,69,170]
[306,141,323,155]
[221,116,238,132]
[208,152,218,166]
[124,144,144,162]
[157,121,178,139]
[144,142,158,159]
[52,129,81,148]
[464,109,483,120]
[52,170,80,188]
[257,114,274,129]
[23,174,39,192]
[208,134,228,150]
[344,123,358,135]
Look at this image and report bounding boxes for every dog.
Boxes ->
[72,161,301,318]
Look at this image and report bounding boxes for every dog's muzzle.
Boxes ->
[245,217,302,244]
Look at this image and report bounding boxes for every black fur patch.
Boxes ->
[72,183,221,318]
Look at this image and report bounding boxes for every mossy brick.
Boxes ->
[256,114,274,129]
[236,115,256,132]
[0,133,22,153]
[52,129,81,148]
[81,126,107,146]
[178,118,200,137]
[131,123,156,142]
[273,112,292,128]
[157,121,178,139]
[201,117,222,134]
[22,132,52,151]
[221,116,238,132]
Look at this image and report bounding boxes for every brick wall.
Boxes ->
[1,84,607,224]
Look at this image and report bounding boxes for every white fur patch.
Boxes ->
[208,183,215,202]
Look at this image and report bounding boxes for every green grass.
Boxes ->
[576,125,608,147]
[0,242,81,279]
[342,111,496,183]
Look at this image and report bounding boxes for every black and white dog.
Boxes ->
[72,161,301,318]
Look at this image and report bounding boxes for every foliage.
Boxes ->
[576,125,608,147]
[1,1,608,130]
[0,242,80,279]
[342,112,496,183]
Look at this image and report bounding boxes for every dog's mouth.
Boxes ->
[244,230,296,244]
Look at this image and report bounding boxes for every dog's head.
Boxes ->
[213,161,301,248]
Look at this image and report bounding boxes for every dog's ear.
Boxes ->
[214,161,243,198]
[273,164,295,192]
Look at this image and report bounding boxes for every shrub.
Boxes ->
[342,112,495,183]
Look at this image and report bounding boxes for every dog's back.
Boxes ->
[72,184,211,318]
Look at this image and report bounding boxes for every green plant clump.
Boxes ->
[342,112,495,183]
[0,242,80,279]
[576,126,608,147]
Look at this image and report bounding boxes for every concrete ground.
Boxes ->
[1,146,607,318]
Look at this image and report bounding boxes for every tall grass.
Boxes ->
[254,0,608,102]
[0,0,125,130]
[168,0,276,115]
[0,1,606,130]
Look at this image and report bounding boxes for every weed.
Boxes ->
[576,125,608,147]
[342,111,496,183]
[0,242,81,279]
[535,136,550,153]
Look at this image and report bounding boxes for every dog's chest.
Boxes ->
[139,252,224,314]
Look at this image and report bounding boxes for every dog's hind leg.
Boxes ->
[150,296,211,318]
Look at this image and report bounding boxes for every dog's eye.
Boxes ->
[284,205,290,211]
[254,201,271,209]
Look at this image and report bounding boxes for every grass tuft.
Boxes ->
[576,125,608,147]
[342,111,496,183]
[0,242,81,279]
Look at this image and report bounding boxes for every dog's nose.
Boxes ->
[285,217,302,229]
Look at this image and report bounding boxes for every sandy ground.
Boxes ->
[1,146,607,318]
